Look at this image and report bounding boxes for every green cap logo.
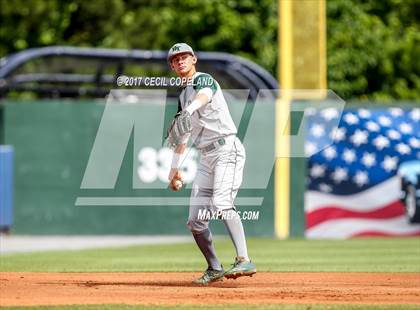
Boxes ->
[172,45,181,52]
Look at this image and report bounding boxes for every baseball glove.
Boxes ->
[166,111,192,147]
[176,110,192,134]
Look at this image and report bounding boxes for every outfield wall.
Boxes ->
[2,100,275,236]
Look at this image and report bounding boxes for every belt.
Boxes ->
[199,137,231,154]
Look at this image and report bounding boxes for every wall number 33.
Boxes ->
[137,147,198,184]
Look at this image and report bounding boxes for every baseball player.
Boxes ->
[166,43,256,285]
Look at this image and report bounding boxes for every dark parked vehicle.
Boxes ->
[398,160,420,223]
[0,46,277,100]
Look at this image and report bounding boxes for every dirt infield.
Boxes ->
[1,272,419,306]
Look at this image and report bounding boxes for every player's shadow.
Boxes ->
[43,280,243,289]
[140,281,242,288]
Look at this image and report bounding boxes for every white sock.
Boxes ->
[222,209,250,261]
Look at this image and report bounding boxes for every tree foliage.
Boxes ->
[327,0,420,100]
[0,0,418,100]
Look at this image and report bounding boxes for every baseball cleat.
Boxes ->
[224,256,256,279]
[193,267,225,285]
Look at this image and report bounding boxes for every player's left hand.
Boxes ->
[175,110,192,135]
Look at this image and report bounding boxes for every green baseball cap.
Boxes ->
[167,43,195,62]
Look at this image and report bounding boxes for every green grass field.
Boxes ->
[1,237,419,272]
[1,238,419,310]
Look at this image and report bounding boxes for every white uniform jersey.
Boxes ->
[178,71,237,149]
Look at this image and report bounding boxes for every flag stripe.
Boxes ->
[306,200,405,229]
[350,231,420,237]
[305,215,420,239]
[306,176,400,213]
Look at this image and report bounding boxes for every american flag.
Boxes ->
[305,106,420,238]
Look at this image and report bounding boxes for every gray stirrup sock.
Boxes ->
[192,228,222,270]
[223,210,250,261]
